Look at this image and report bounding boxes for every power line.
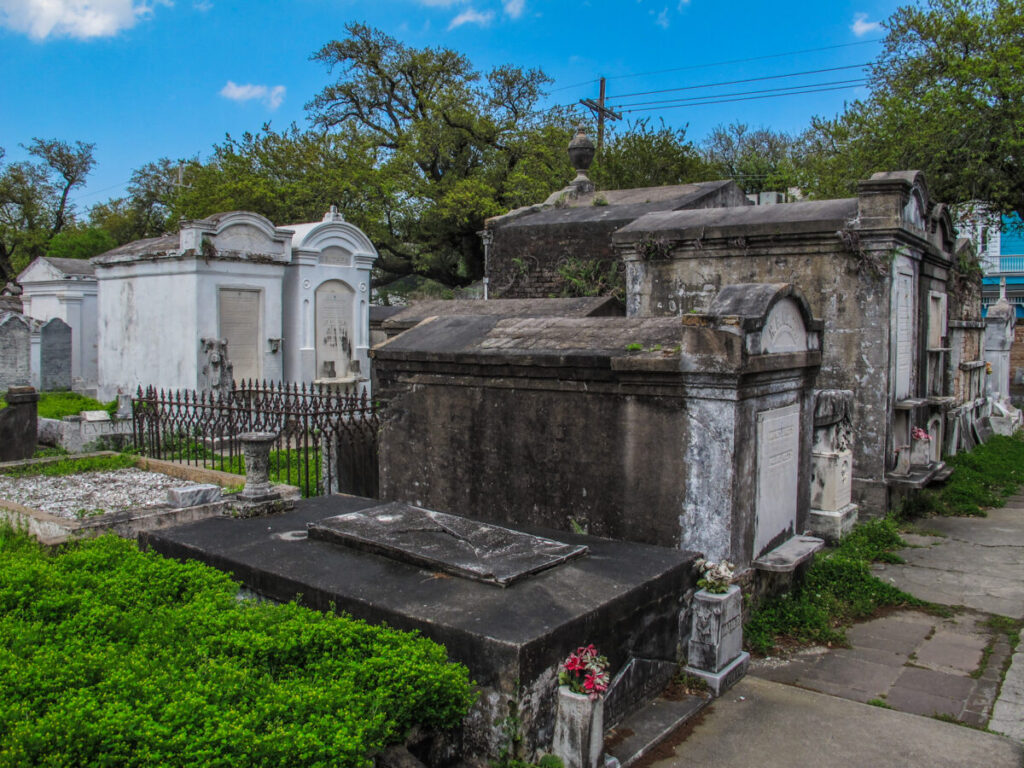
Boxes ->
[604,39,881,82]
[611,78,868,110]
[619,82,866,113]
[549,78,601,94]
[608,64,869,102]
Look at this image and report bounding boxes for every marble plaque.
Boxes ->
[895,272,913,400]
[754,403,799,557]
[307,501,588,587]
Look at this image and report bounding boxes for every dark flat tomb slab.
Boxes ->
[307,501,588,587]
[139,495,697,694]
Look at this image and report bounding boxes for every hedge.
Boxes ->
[0,527,474,767]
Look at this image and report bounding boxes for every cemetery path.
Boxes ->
[635,676,1023,768]
[650,498,1024,765]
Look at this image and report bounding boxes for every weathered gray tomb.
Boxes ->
[373,283,823,569]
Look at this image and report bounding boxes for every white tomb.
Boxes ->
[92,209,377,399]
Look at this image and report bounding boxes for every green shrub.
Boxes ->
[745,518,924,655]
[0,529,474,767]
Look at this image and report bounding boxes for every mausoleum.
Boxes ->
[92,209,377,399]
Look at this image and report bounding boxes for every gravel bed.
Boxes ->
[0,468,205,520]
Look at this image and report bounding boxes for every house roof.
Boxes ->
[40,257,96,277]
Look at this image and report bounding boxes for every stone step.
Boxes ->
[752,535,824,573]
[604,692,710,768]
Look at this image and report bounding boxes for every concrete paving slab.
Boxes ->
[990,649,1024,740]
[893,666,975,700]
[882,686,962,718]
[915,631,986,673]
[642,677,1023,768]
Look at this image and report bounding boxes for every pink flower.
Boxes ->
[563,653,585,672]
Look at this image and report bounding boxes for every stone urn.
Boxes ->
[567,128,596,171]
[237,431,280,501]
[552,686,604,768]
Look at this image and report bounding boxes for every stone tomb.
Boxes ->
[373,283,823,569]
[140,495,698,760]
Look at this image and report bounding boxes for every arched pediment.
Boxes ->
[295,221,378,264]
[209,211,290,258]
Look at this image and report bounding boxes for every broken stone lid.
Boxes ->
[307,501,588,587]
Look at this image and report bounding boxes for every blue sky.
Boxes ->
[0,0,904,213]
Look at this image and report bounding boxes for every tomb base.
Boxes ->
[807,503,859,543]
[683,652,749,697]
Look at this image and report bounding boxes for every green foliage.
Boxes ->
[899,433,1024,517]
[0,453,136,478]
[45,226,116,260]
[0,529,474,767]
[799,0,1024,219]
[867,698,893,709]
[555,257,624,301]
[702,122,799,195]
[589,118,710,190]
[745,518,924,655]
[34,391,116,420]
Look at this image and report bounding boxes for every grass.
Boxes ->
[32,391,117,420]
[744,517,927,655]
[0,453,136,478]
[900,433,1024,517]
[867,698,893,709]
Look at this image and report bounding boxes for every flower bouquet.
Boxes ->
[558,644,610,700]
[695,558,735,594]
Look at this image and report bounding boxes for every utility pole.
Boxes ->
[579,77,621,153]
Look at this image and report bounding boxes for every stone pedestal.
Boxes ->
[552,687,604,768]
[807,449,858,543]
[683,586,749,696]
[237,432,280,502]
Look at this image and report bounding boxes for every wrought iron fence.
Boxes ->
[131,380,381,498]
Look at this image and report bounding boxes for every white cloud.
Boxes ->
[220,81,286,110]
[0,0,169,40]
[654,6,669,27]
[851,12,880,36]
[677,0,690,8]
[193,0,212,11]
[447,7,493,29]
[503,0,524,18]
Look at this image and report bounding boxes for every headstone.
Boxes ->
[39,317,71,391]
[115,393,133,420]
[754,403,800,557]
[308,501,588,587]
[81,410,111,422]
[974,417,994,445]
[0,313,31,392]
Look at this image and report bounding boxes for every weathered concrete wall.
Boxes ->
[381,382,694,546]
[487,182,749,300]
